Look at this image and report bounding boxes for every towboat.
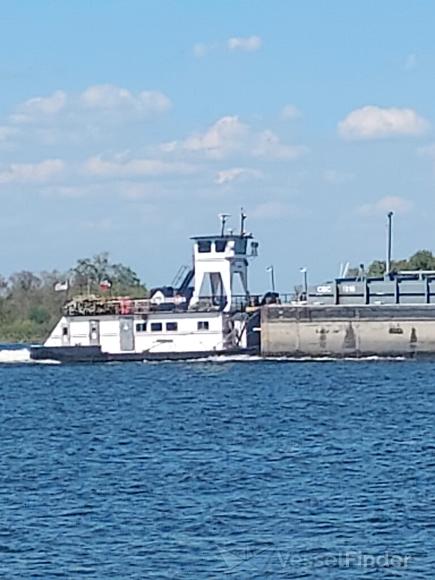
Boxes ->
[30,214,262,363]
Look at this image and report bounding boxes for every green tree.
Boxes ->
[0,253,147,342]
[28,305,51,325]
[408,250,435,270]
[70,253,146,297]
[111,263,145,296]
[367,260,386,277]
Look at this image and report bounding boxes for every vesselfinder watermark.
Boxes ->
[217,545,412,573]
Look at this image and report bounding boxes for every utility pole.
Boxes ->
[386,211,393,274]
[300,267,308,299]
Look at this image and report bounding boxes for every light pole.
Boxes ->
[266,266,276,292]
[300,267,308,299]
[386,211,393,275]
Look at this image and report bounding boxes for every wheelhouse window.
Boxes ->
[136,323,147,332]
[166,322,178,331]
[234,238,248,254]
[198,240,212,253]
[151,322,163,332]
[215,240,227,252]
[197,321,210,330]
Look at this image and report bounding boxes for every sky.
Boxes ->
[1,0,435,291]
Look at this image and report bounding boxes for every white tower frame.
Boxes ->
[190,235,254,312]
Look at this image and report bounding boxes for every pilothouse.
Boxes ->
[30,212,262,362]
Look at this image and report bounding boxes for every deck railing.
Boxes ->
[63,292,298,317]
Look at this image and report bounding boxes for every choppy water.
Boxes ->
[0,348,434,578]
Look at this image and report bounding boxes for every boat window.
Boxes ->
[197,321,210,330]
[136,323,147,332]
[198,240,212,253]
[215,240,226,252]
[166,322,178,331]
[151,322,163,332]
[234,238,247,254]
[62,326,68,336]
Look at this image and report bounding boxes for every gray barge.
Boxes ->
[261,303,435,358]
[261,213,435,358]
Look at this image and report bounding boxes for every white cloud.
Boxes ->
[227,36,262,52]
[167,116,307,161]
[10,85,171,128]
[215,167,262,185]
[80,84,171,113]
[182,116,249,158]
[193,36,261,57]
[252,130,307,159]
[281,104,301,120]
[357,195,413,216]
[84,155,196,178]
[0,159,65,184]
[338,105,429,140]
[11,90,67,123]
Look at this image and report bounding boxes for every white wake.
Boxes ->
[145,354,408,364]
[0,348,60,364]
[0,348,31,363]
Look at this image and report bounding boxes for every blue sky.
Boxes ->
[1,0,435,290]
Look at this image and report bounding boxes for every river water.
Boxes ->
[0,347,434,578]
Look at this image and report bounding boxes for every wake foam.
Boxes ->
[0,348,60,364]
[0,348,31,364]
[144,354,408,364]
[0,349,408,365]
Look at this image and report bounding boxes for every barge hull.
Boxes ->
[261,304,435,358]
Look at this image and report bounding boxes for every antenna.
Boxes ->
[218,213,230,236]
[240,207,247,236]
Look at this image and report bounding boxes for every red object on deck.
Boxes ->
[119,298,132,315]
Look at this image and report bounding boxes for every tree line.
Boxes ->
[351,250,435,277]
[2,248,435,343]
[0,253,146,342]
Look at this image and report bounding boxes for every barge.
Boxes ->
[262,213,435,358]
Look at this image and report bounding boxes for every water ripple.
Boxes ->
[0,359,434,577]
